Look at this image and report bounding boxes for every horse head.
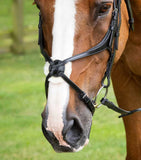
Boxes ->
[34,0,130,152]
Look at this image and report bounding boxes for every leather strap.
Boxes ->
[38,13,53,63]
[101,98,141,118]
[124,0,134,31]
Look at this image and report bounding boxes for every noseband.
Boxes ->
[38,0,141,118]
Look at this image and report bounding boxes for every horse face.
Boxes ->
[34,0,129,152]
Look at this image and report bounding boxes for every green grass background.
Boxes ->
[0,1,126,160]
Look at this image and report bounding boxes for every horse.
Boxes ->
[33,0,141,159]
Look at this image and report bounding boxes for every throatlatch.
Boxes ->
[38,0,141,118]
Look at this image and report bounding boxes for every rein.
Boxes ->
[38,0,141,118]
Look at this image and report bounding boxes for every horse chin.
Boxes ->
[54,139,89,153]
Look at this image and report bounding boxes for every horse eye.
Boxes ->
[98,3,111,16]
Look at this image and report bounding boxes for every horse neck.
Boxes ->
[128,0,141,44]
[130,0,141,21]
[130,0,141,12]
[112,1,141,159]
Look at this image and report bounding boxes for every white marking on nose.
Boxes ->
[46,0,76,147]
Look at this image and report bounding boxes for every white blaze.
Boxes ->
[46,0,76,147]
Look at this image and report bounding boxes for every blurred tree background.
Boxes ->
[0,0,38,54]
[0,1,126,160]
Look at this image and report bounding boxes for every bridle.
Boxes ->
[38,0,141,118]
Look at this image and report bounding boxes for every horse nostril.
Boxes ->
[63,118,83,147]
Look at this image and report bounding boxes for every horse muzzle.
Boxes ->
[41,109,92,152]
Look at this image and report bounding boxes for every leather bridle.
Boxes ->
[38,0,141,118]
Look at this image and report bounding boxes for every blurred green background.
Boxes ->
[0,0,126,160]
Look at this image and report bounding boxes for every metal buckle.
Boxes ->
[93,86,108,109]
